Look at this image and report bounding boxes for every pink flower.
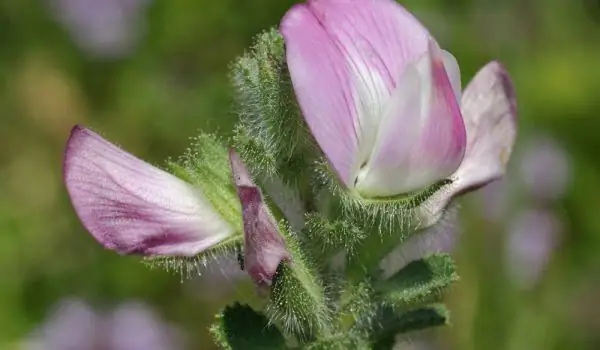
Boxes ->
[281,0,517,224]
[518,135,571,201]
[63,125,235,256]
[25,299,185,350]
[63,126,290,287]
[506,209,562,289]
[49,0,150,59]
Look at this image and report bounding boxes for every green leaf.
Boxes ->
[370,305,449,350]
[210,303,287,350]
[374,254,458,308]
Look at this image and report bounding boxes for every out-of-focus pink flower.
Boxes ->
[475,178,510,222]
[506,209,562,289]
[281,0,517,226]
[63,125,235,257]
[25,299,184,350]
[229,150,290,288]
[49,0,150,59]
[518,135,571,201]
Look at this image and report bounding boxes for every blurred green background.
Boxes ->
[1,0,600,349]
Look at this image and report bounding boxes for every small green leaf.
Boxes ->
[335,280,376,332]
[210,303,287,350]
[370,305,449,350]
[374,254,458,308]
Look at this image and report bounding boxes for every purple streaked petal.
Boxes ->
[356,42,466,196]
[281,5,359,186]
[307,0,431,96]
[229,151,290,288]
[417,62,517,227]
[64,125,234,256]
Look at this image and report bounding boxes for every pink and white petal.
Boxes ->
[416,62,517,227]
[354,57,423,196]
[441,50,462,100]
[304,0,432,170]
[307,0,430,95]
[281,5,359,186]
[229,150,290,287]
[456,61,517,191]
[356,43,466,197]
[64,126,234,256]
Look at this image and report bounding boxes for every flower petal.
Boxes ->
[417,61,517,227]
[229,150,290,287]
[64,125,234,256]
[281,5,359,186]
[281,0,431,186]
[356,42,466,197]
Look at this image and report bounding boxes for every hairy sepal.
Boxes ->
[231,28,315,185]
[266,223,331,344]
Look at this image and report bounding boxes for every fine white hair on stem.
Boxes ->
[379,204,460,279]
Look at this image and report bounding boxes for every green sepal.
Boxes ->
[302,213,366,266]
[313,159,453,232]
[266,226,331,344]
[369,304,450,350]
[142,235,243,279]
[210,303,287,350]
[144,133,245,276]
[231,123,278,178]
[374,254,458,309]
[230,28,317,189]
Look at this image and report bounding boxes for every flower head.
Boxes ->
[64,125,234,256]
[64,125,290,288]
[281,0,517,225]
